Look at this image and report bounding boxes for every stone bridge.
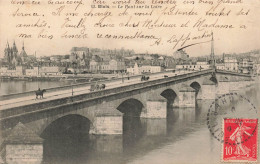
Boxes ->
[0,69,253,137]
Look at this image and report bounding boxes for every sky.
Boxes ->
[0,0,259,58]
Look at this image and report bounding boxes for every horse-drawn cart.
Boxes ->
[90,83,106,92]
[90,84,96,91]
[141,75,150,81]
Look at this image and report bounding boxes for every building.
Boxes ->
[173,50,189,60]
[127,63,139,75]
[100,61,110,73]
[176,63,197,70]
[39,66,64,76]
[164,57,176,69]
[89,55,101,73]
[253,62,260,75]
[4,41,18,65]
[0,67,9,76]
[0,66,25,76]
[141,65,162,73]
[238,58,254,74]
[196,58,210,70]
[25,67,39,76]
[109,59,126,73]
[216,63,225,70]
[70,47,90,60]
[19,42,28,63]
[50,55,62,62]
[176,60,209,71]
[90,56,126,73]
[127,62,163,75]
[4,41,28,66]
[15,66,25,76]
[224,54,238,72]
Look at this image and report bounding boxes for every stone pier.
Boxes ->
[142,99,167,118]
[93,114,123,135]
[217,78,230,95]
[3,122,43,164]
[178,85,196,108]
[201,79,216,100]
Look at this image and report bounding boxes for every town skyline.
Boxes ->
[1,35,259,78]
[0,39,259,58]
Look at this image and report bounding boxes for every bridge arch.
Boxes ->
[117,98,144,117]
[190,81,202,99]
[117,99,144,149]
[160,89,177,107]
[40,114,92,162]
[41,114,92,139]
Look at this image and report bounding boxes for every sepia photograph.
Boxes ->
[0,0,259,163]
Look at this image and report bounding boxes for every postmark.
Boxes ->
[206,92,258,143]
[222,118,258,162]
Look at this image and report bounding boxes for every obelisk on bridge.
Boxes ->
[210,32,216,69]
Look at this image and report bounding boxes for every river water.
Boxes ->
[0,80,73,96]
[1,80,259,164]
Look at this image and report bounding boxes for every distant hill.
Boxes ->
[194,49,260,59]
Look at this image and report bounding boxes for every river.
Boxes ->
[1,80,259,164]
[0,80,74,96]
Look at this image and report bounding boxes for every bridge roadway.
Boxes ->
[0,70,193,111]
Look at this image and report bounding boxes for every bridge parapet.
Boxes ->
[216,69,252,77]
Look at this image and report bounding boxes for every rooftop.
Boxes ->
[71,47,89,52]
[197,57,207,62]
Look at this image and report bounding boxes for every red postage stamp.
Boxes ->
[222,118,258,162]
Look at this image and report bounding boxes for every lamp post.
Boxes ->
[71,68,73,96]
[37,58,42,89]
[121,70,124,83]
[72,62,77,96]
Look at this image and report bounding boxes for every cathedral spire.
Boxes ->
[4,41,10,59]
[211,32,214,56]
[5,41,10,49]
[20,41,28,58]
[4,40,12,64]
[22,41,25,50]
[4,41,10,56]
[12,40,18,53]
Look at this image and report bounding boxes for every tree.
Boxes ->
[150,54,159,59]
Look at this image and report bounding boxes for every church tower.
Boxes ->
[12,41,18,59]
[20,41,28,63]
[4,41,11,64]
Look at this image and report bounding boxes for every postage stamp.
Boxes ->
[222,118,258,162]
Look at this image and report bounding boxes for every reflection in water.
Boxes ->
[123,116,144,151]
[42,115,92,164]
[144,119,167,136]
[43,135,91,164]
[42,104,205,164]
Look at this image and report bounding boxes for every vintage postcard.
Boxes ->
[0,0,259,164]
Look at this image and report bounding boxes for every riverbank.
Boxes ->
[0,73,118,82]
